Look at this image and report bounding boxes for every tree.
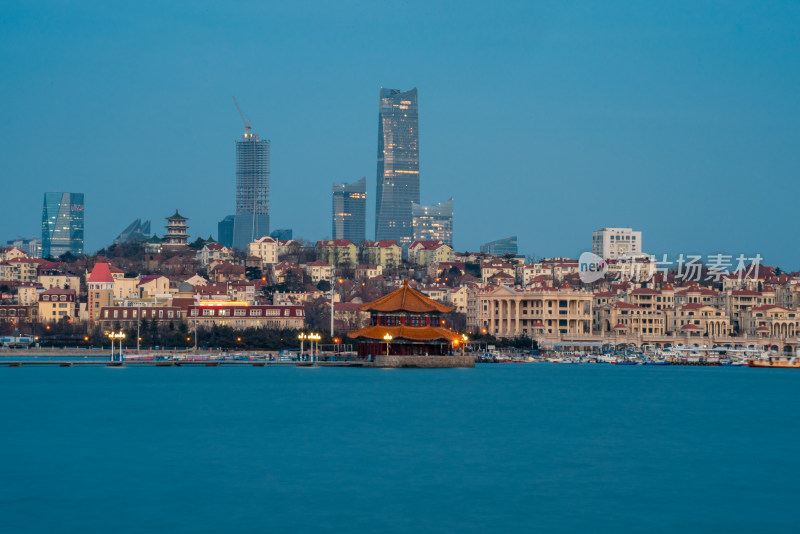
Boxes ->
[245,266,263,280]
[188,237,206,250]
[58,251,78,263]
[317,280,331,292]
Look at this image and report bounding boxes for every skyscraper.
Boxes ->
[332,177,366,243]
[412,198,453,247]
[376,87,419,247]
[41,192,84,258]
[232,129,270,250]
[480,236,518,256]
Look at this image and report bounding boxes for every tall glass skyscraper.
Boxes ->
[376,87,419,247]
[232,130,270,250]
[332,177,366,243]
[412,198,453,247]
[41,192,84,258]
[480,236,519,256]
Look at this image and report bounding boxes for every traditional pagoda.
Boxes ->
[163,210,189,248]
[347,280,460,357]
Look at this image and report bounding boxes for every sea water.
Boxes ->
[1,364,798,533]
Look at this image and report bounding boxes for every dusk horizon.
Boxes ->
[2,1,798,267]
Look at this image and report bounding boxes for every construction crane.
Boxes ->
[232,96,252,137]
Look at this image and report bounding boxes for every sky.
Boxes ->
[2,1,799,268]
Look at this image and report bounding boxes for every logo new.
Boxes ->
[579,252,607,284]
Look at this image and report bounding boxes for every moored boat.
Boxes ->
[747,356,800,368]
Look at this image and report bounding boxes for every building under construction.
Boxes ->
[231,98,270,250]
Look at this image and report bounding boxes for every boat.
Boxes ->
[644,360,669,366]
[747,356,800,368]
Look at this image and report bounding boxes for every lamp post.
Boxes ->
[298,333,307,361]
[383,333,392,356]
[309,333,321,363]
[107,331,126,361]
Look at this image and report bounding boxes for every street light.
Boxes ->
[107,330,126,361]
[383,333,392,356]
[309,333,321,362]
[298,333,307,360]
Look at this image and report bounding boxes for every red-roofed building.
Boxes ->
[407,241,455,267]
[88,263,115,322]
[348,280,459,356]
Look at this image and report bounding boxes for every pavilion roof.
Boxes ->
[360,279,452,314]
[347,325,460,342]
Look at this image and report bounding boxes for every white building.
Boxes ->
[592,227,642,260]
[247,236,279,266]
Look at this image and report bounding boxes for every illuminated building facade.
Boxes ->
[332,177,366,243]
[375,87,419,247]
[412,198,453,247]
[232,131,270,250]
[41,192,84,258]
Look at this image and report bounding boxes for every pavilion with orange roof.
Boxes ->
[347,280,461,357]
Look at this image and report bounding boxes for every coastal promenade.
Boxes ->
[536,332,799,354]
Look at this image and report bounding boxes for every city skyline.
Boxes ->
[375,87,420,247]
[2,3,799,267]
[332,177,366,243]
[41,192,84,258]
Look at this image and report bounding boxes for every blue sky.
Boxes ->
[2,1,799,267]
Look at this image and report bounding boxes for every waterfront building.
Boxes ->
[348,280,460,356]
[186,303,304,330]
[41,192,84,258]
[474,285,593,338]
[671,303,731,336]
[596,301,666,336]
[232,129,270,250]
[742,304,800,338]
[412,198,453,247]
[592,227,642,260]
[0,305,37,325]
[97,306,186,329]
[375,88,419,247]
[37,288,77,323]
[163,211,189,248]
[332,177,366,243]
[480,236,517,257]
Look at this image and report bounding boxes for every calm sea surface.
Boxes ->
[1,364,798,533]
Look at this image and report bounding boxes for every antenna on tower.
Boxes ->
[232,96,252,137]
